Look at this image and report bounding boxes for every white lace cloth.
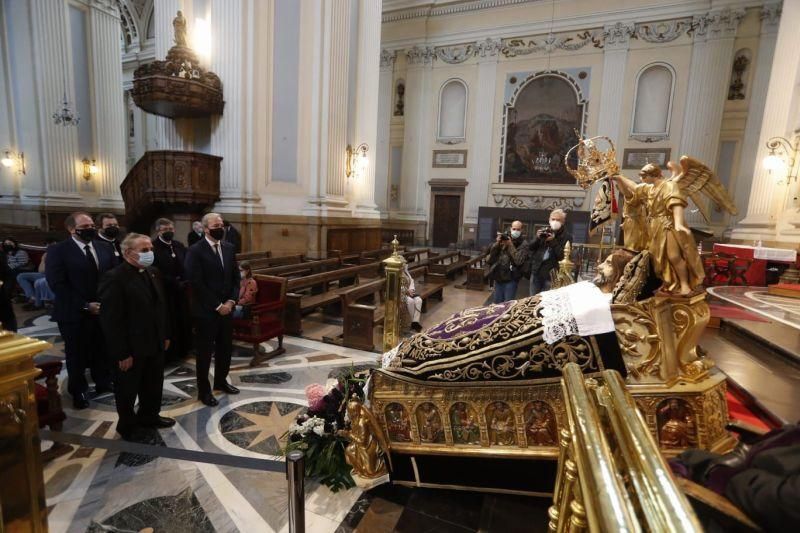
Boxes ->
[381,345,400,369]
[537,281,615,344]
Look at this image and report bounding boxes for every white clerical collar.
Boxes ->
[158,235,173,245]
[98,233,115,242]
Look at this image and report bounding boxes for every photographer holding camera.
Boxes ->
[487,220,527,303]
[528,209,572,296]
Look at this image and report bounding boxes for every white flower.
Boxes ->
[312,425,325,436]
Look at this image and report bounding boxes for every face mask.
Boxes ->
[2,244,13,252]
[194,228,203,235]
[549,220,562,231]
[137,251,155,267]
[162,231,174,241]
[75,228,97,241]
[209,227,225,241]
[102,226,120,239]
[510,230,521,239]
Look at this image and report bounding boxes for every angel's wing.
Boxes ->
[672,156,738,222]
[361,403,393,472]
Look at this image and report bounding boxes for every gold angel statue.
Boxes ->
[339,395,391,479]
[611,157,738,295]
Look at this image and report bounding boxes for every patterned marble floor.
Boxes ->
[19,308,377,533]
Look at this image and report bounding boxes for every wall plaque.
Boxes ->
[622,148,671,169]
[432,150,468,168]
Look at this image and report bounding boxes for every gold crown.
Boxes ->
[564,136,620,190]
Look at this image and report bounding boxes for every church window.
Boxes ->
[631,63,675,141]
[437,79,467,143]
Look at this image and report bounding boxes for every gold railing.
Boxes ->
[551,363,702,533]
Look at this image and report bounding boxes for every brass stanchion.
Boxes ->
[382,235,406,352]
[286,450,305,533]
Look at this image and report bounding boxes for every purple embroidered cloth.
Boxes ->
[424,300,515,340]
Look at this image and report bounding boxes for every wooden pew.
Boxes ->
[247,254,305,270]
[429,251,470,281]
[254,257,341,276]
[400,248,430,265]
[236,250,271,261]
[337,278,386,351]
[283,262,381,335]
[408,265,445,312]
[465,254,489,290]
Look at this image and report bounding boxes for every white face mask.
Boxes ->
[510,229,521,239]
[549,220,562,231]
[137,250,155,267]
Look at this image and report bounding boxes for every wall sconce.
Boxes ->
[82,158,98,180]
[1,150,25,175]
[763,135,799,185]
[346,143,369,179]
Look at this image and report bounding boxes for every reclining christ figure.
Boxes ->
[382,249,657,384]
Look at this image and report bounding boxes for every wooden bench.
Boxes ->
[465,254,489,290]
[429,251,470,281]
[247,254,305,270]
[236,250,271,261]
[283,262,381,335]
[400,248,430,264]
[337,278,386,351]
[254,257,341,277]
[359,247,400,265]
[408,265,445,312]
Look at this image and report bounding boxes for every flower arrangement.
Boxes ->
[283,368,367,492]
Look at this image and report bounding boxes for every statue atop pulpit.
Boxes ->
[173,10,188,47]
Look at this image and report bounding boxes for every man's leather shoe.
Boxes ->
[200,393,219,407]
[213,382,240,394]
[139,416,176,429]
[73,393,90,409]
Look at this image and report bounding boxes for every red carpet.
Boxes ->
[726,390,778,433]
[710,303,768,323]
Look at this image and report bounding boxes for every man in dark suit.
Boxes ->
[223,220,242,254]
[46,211,115,408]
[99,233,174,440]
[187,220,204,247]
[184,212,240,406]
[96,213,122,264]
[152,217,191,361]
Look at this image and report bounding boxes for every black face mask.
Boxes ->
[102,226,120,239]
[209,228,225,241]
[162,231,174,242]
[75,228,97,242]
[2,244,14,252]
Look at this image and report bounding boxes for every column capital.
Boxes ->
[380,49,397,70]
[475,37,503,60]
[689,8,745,41]
[760,2,782,34]
[406,45,435,66]
[602,22,636,50]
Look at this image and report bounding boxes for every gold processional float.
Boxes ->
[342,136,740,505]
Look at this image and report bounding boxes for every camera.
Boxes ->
[498,231,511,241]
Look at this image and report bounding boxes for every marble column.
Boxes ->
[210,0,261,210]
[90,0,126,207]
[375,50,396,212]
[731,3,780,226]
[352,0,381,217]
[592,23,635,216]
[734,1,800,241]
[399,46,434,218]
[323,1,351,202]
[29,0,81,201]
[466,38,502,224]
[151,0,189,151]
[679,8,745,227]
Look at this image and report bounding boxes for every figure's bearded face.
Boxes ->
[593,255,617,290]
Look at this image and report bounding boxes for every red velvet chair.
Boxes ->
[232,275,287,367]
[33,357,72,460]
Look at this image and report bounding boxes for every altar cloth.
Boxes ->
[537,281,615,344]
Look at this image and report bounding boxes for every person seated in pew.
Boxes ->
[382,249,641,383]
[402,263,424,332]
[233,261,258,319]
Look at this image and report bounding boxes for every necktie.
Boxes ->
[84,245,98,271]
[214,243,224,268]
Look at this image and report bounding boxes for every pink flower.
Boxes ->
[305,383,327,411]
